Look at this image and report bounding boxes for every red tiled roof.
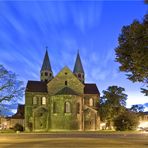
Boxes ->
[26,81,47,92]
[84,83,100,95]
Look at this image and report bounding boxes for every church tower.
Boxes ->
[40,49,53,82]
[73,51,85,83]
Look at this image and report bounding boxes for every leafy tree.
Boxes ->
[13,123,24,132]
[99,86,127,129]
[114,111,139,131]
[144,0,148,4]
[115,14,148,95]
[130,104,145,113]
[0,65,24,111]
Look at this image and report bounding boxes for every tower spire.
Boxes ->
[40,48,53,82]
[73,50,85,83]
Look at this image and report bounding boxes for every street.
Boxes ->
[0,133,148,148]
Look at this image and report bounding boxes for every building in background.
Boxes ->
[0,104,24,130]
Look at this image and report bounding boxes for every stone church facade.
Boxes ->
[25,50,100,131]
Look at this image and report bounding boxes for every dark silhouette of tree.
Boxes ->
[115,14,148,96]
[130,104,145,113]
[0,65,24,106]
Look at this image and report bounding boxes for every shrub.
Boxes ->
[114,111,139,131]
[13,123,24,132]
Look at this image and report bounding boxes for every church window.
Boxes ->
[78,73,81,78]
[65,72,67,75]
[76,103,80,114]
[89,98,93,106]
[50,73,52,77]
[53,102,57,113]
[33,96,38,105]
[64,102,71,113]
[42,97,46,105]
[45,72,48,76]
[65,81,67,86]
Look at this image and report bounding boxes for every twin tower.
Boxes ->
[40,50,85,83]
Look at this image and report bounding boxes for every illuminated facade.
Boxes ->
[25,51,100,131]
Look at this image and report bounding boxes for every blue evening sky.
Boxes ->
[0,0,147,113]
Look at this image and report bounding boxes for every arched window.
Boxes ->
[33,96,38,105]
[53,102,57,113]
[45,72,48,76]
[78,73,81,78]
[64,102,71,113]
[89,98,93,106]
[65,81,67,86]
[76,103,80,114]
[42,97,46,105]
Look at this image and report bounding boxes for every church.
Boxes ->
[25,50,100,131]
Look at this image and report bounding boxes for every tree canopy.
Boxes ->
[0,65,24,107]
[114,111,139,131]
[130,104,145,113]
[99,86,128,128]
[115,14,148,95]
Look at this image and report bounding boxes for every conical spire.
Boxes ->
[73,51,84,73]
[41,50,52,72]
[40,48,53,82]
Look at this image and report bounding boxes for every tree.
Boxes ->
[115,14,148,96]
[99,86,128,129]
[13,123,24,132]
[0,65,24,110]
[144,0,148,4]
[114,111,139,131]
[130,104,145,113]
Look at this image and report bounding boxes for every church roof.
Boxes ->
[26,81,99,95]
[73,52,84,73]
[26,81,47,92]
[55,87,79,95]
[84,83,100,95]
[11,104,24,119]
[41,50,52,72]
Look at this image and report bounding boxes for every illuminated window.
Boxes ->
[33,96,38,105]
[89,98,93,106]
[42,97,46,105]
[64,102,71,113]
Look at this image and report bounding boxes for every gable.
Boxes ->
[47,66,84,95]
[55,87,79,95]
